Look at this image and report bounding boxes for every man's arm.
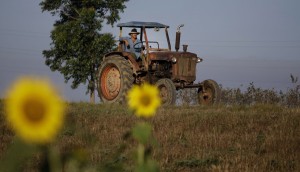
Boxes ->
[119,37,130,48]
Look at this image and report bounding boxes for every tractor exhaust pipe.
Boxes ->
[175,24,184,52]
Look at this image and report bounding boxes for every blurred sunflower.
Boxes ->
[127,83,161,118]
[5,77,65,144]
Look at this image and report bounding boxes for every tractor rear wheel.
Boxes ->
[156,78,176,106]
[198,79,221,105]
[97,55,134,104]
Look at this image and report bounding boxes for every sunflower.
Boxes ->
[5,77,65,144]
[127,83,161,118]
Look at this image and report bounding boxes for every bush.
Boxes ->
[177,77,300,107]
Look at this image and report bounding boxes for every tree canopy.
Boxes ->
[40,0,128,102]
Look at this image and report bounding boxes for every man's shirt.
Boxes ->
[119,37,142,59]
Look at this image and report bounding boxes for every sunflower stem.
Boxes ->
[137,143,145,166]
[48,145,62,172]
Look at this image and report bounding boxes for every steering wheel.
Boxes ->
[133,42,145,51]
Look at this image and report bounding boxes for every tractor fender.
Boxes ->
[103,51,140,72]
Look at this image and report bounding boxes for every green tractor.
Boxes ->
[97,21,220,105]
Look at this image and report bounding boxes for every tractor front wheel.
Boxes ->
[198,79,221,105]
[156,78,176,106]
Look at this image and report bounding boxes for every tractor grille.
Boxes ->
[173,54,196,82]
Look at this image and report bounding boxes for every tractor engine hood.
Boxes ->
[148,51,200,83]
[148,51,198,61]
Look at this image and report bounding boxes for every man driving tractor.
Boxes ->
[119,28,142,59]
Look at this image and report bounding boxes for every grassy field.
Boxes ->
[0,102,299,171]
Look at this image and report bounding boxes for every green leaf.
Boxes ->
[0,138,37,172]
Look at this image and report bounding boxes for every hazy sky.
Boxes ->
[1,0,300,102]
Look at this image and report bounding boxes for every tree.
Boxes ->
[40,0,129,103]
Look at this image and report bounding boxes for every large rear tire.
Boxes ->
[155,78,176,106]
[97,55,134,104]
[198,79,221,105]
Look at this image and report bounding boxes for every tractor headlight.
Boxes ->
[171,57,177,63]
[196,57,203,63]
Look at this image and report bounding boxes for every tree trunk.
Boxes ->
[90,89,95,104]
[89,70,96,104]
[90,91,95,104]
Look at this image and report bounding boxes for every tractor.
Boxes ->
[97,21,221,105]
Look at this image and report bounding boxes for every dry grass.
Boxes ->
[1,101,299,171]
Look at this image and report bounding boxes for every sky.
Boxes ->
[1,0,300,102]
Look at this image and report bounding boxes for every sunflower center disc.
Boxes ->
[23,98,46,123]
[140,93,151,106]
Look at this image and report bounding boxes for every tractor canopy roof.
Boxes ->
[117,21,169,28]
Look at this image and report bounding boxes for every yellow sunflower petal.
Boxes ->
[127,83,161,118]
[5,77,65,144]
[127,85,141,108]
